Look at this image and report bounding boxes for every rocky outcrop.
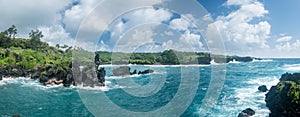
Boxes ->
[234,57,253,62]
[0,75,2,81]
[97,67,106,86]
[238,108,255,117]
[112,66,130,76]
[197,57,211,64]
[39,75,48,84]
[138,69,154,75]
[63,73,74,87]
[258,85,268,92]
[112,66,154,76]
[0,66,30,77]
[31,71,41,80]
[130,69,137,75]
[265,73,300,117]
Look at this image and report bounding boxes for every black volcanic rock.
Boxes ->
[238,108,255,117]
[138,69,154,75]
[130,69,137,75]
[197,57,211,64]
[31,71,41,80]
[265,73,300,117]
[258,85,268,92]
[112,66,130,76]
[63,73,73,87]
[56,70,67,81]
[235,57,253,62]
[97,67,106,85]
[39,75,48,84]
[279,72,300,82]
[0,75,2,81]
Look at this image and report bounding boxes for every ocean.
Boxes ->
[1,59,300,117]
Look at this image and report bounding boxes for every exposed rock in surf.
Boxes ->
[238,108,255,117]
[39,75,48,84]
[112,66,130,76]
[112,66,154,76]
[0,75,2,81]
[44,78,63,85]
[63,73,74,87]
[265,73,300,117]
[138,69,154,75]
[130,69,137,75]
[258,85,268,92]
[97,67,106,86]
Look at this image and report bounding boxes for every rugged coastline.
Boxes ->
[265,73,300,117]
[0,27,260,87]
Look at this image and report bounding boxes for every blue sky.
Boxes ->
[0,0,299,57]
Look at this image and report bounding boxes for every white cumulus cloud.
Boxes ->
[206,0,271,53]
[276,36,292,43]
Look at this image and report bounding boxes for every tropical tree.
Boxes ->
[29,29,44,50]
[29,29,43,41]
[3,25,17,38]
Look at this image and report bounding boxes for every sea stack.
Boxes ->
[95,53,106,86]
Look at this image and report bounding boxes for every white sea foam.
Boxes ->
[236,76,279,116]
[144,64,210,67]
[73,81,127,92]
[247,76,279,89]
[0,77,33,86]
[209,76,279,116]
[229,59,241,64]
[210,59,218,65]
[99,64,210,68]
[74,84,111,91]
[106,74,141,79]
[252,59,273,62]
[0,77,121,92]
[283,64,300,71]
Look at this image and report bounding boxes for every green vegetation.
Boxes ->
[0,25,72,72]
[95,50,249,65]
[1,25,255,73]
[266,73,300,116]
[277,81,300,104]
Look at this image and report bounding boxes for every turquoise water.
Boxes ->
[1,59,300,116]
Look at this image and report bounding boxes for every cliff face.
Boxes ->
[265,73,300,117]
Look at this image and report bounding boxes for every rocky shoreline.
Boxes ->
[0,57,260,86]
[0,64,156,87]
[0,65,75,87]
[265,73,300,117]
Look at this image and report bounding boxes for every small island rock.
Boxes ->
[112,66,130,76]
[238,108,255,117]
[138,69,154,75]
[258,85,268,92]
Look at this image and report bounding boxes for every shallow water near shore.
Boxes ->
[1,59,300,116]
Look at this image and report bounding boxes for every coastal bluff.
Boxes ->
[265,73,300,117]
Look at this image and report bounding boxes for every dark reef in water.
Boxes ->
[112,66,154,76]
[238,108,255,117]
[258,85,268,92]
[265,73,300,117]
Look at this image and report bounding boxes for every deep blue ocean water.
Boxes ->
[1,59,300,117]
